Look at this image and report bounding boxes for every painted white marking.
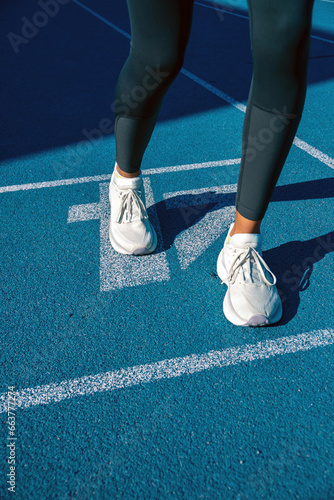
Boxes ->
[180,68,334,168]
[195,1,334,45]
[0,174,112,194]
[72,0,131,40]
[175,208,235,269]
[1,5,332,195]
[163,184,238,207]
[70,1,334,169]
[293,137,334,169]
[144,158,241,175]
[312,35,334,45]
[68,181,170,290]
[0,159,240,194]
[181,68,247,112]
[164,185,237,269]
[194,1,249,20]
[1,329,333,413]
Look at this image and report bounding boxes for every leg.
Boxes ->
[109,0,194,255]
[234,0,315,228]
[230,210,261,236]
[114,0,194,175]
[218,0,315,325]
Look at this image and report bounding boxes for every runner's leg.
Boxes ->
[113,0,194,174]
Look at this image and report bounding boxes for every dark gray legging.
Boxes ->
[113,0,314,221]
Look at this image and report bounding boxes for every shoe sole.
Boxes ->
[109,225,158,256]
[217,249,283,327]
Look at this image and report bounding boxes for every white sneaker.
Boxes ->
[109,171,157,255]
[217,224,282,326]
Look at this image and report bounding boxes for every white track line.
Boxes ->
[163,183,237,207]
[70,1,334,170]
[0,174,111,194]
[0,329,333,413]
[181,68,247,112]
[195,1,334,45]
[312,34,334,45]
[144,158,240,174]
[0,2,331,195]
[68,181,171,290]
[0,159,240,194]
[72,0,131,39]
[194,1,249,20]
[163,185,237,269]
[293,137,334,169]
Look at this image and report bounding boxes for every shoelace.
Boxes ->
[116,188,148,223]
[226,246,277,286]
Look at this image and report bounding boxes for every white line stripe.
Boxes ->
[67,182,171,291]
[181,68,247,112]
[1,1,330,196]
[174,206,235,269]
[293,137,334,169]
[194,1,249,20]
[163,183,237,208]
[312,35,334,45]
[73,0,247,113]
[195,1,334,45]
[144,158,241,175]
[0,174,112,194]
[163,184,236,268]
[180,67,334,169]
[98,180,170,291]
[72,0,131,40]
[67,201,100,223]
[0,159,240,194]
[71,1,334,169]
[0,329,332,413]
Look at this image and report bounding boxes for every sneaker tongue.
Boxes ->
[113,174,145,222]
[231,232,262,250]
[230,233,263,283]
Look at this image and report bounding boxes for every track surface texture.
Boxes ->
[1,0,334,498]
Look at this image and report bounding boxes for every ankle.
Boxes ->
[230,210,262,236]
[230,224,261,237]
[115,163,141,179]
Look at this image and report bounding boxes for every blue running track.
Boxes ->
[1,0,334,498]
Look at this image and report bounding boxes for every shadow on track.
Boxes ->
[149,176,334,324]
[1,0,333,164]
